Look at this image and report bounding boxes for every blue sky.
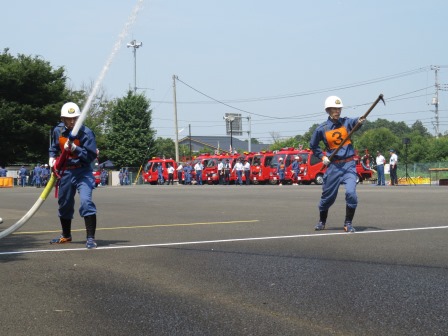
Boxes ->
[3,0,448,144]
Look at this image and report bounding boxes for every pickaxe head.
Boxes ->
[379,94,386,106]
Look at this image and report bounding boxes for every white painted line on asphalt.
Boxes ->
[1,225,447,256]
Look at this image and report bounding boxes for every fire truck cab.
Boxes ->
[269,148,302,185]
[250,151,274,184]
[143,158,177,184]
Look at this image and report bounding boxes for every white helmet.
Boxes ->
[61,102,81,118]
[324,96,343,109]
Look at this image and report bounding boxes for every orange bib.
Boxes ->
[59,136,81,158]
[324,126,351,150]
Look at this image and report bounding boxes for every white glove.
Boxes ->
[64,141,77,152]
[322,156,331,166]
[49,157,56,168]
[358,117,366,124]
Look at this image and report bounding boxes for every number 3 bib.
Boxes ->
[325,126,351,150]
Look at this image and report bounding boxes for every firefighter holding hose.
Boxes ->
[49,102,98,249]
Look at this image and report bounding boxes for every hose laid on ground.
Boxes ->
[0,173,57,239]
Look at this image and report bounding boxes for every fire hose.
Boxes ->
[0,0,143,240]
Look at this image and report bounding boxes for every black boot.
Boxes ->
[50,218,72,244]
[84,215,97,249]
[315,210,328,231]
[60,217,72,238]
[319,210,328,223]
[345,205,356,222]
[84,214,97,239]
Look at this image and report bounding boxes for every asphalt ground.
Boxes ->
[0,183,447,336]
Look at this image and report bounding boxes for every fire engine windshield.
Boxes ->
[144,162,153,172]
[271,155,287,169]
[297,153,309,164]
[252,155,262,166]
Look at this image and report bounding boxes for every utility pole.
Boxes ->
[223,115,235,153]
[127,39,142,93]
[246,115,252,152]
[431,65,440,137]
[173,75,179,162]
[189,124,192,160]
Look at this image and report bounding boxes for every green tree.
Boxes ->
[356,127,400,154]
[270,137,299,151]
[0,49,67,165]
[426,136,448,162]
[103,92,155,167]
[153,137,175,159]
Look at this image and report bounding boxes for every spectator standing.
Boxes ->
[291,156,301,185]
[100,168,108,186]
[243,159,251,185]
[177,163,183,184]
[194,161,204,185]
[157,164,164,185]
[389,149,398,186]
[41,164,50,186]
[34,164,42,188]
[277,157,286,186]
[375,151,386,186]
[217,159,224,185]
[123,167,130,185]
[223,159,231,185]
[183,162,192,185]
[29,167,35,186]
[0,166,7,177]
[232,158,244,186]
[119,168,124,186]
[167,164,175,185]
[18,166,28,187]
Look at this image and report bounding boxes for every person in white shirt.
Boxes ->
[176,163,183,184]
[217,159,224,185]
[243,159,251,185]
[375,151,386,186]
[194,161,204,185]
[232,158,244,185]
[167,164,175,185]
[389,149,398,186]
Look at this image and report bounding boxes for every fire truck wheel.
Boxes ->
[315,174,324,185]
[252,180,260,185]
[269,180,278,185]
[356,175,361,184]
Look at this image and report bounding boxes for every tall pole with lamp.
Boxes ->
[127,39,143,93]
[223,115,235,153]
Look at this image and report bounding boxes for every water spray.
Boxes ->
[0,0,144,240]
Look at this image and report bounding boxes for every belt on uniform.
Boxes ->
[332,157,355,164]
[65,164,83,170]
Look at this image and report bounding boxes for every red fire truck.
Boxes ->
[191,153,241,184]
[249,151,274,184]
[142,158,177,184]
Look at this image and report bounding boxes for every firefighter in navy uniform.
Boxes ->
[48,102,98,249]
[310,96,365,233]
